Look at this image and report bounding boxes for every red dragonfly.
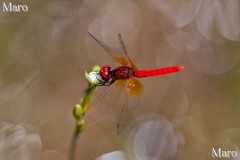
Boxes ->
[86,32,184,134]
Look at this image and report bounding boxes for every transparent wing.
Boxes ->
[117,77,144,135]
[83,79,126,125]
[88,32,128,66]
[118,34,139,71]
[83,77,143,135]
[117,96,138,135]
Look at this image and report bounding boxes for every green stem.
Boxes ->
[68,83,97,160]
[68,128,79,160]
[68,65,100,160]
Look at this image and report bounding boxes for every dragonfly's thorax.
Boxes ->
[112,66,134,79]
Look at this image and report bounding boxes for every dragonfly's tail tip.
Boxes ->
[178,66,184,71]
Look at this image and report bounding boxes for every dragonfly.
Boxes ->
[86,32,184,134]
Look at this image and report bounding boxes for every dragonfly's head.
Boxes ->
[100,65,111,80]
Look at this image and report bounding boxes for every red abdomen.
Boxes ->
[133,66,184,78]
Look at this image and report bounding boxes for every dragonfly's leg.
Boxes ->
[96,83,108,86]
[95,77,116,86]
[109,77,116,85]
[95,80,113,86]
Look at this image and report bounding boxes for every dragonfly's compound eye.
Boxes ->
[100,65,111,80]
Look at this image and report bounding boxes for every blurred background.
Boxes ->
[0,0,240,159]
